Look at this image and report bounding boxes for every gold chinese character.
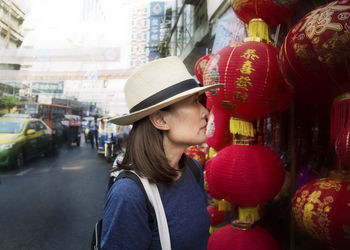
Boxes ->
[298,2,348,40]
[232,91,248,103]
[237,61,255,75]
[235,76,253,91]
[241,49,259,61]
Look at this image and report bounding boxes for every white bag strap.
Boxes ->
[130,171,171,250]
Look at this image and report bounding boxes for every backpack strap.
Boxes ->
[186,156,201,184]
[115,171,155,226]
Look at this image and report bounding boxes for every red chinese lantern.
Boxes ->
[203,39,285,121]
[206,105,232,152]
[195,54,214,85]
[292,171,350,250]
[335,129,350,169]
[205,144,285,207]
[208,224,280,250]
[231,0,301,27]
[203,18,291,138]
[279,1,350,106]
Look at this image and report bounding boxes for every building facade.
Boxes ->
[0,0,25,100]
[0,0,24,49]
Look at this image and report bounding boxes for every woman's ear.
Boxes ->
[149,111,170,131]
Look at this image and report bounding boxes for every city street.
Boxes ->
[0,139,111,250]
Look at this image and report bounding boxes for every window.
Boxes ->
[26,122,36,131]
[37,121,46,131]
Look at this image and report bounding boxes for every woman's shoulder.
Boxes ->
[107,176,147,205]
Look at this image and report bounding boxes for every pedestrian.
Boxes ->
[101,56,223,249]
[90,116,98,149]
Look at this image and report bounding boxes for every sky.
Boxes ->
[13,0,161,71]
[19,0,156,50]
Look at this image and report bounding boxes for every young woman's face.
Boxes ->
[163,94,209,147]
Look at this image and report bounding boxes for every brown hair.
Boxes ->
[112,116,186,183]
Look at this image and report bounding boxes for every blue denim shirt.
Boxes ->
[101,160,209,250]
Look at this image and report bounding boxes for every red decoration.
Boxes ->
[279,1,350,106]
[206,105,232,151]
[185,145,206,167]
[204,41,286,121]
[331,92,350,144]
[208,224,280,250]
[292,172,350,250]
[335,129,350,169]
[205,145,285,206]
[231,0,301,27]
[207,205,226,226]
[195,54,214,85]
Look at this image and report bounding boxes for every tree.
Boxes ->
[0,96,20,112]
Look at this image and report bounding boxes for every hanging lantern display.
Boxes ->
[292,171,350,250]
[185,145,206,167]
[331,92,350,144]
[195,54,214,85]
[207,224,280,250]
[206,105,233,152]
[279,1,350,106]
[205,144,285,206]
[335,129,350,169]
[231,0,301,27]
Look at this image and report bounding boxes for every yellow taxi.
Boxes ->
[0,115,55,169]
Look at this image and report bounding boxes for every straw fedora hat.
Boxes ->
[109,56,223,125]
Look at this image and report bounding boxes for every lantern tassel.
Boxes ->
[214,199,232,212]
[230,117,255,138]
[245,18,271,43]
[238,206,260,224]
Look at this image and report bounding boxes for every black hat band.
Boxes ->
[129,79,200,113]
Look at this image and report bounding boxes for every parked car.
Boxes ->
[0,116,55,169]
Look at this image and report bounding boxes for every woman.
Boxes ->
[101,56,223,249]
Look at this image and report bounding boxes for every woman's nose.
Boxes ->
[200,104,209,118]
